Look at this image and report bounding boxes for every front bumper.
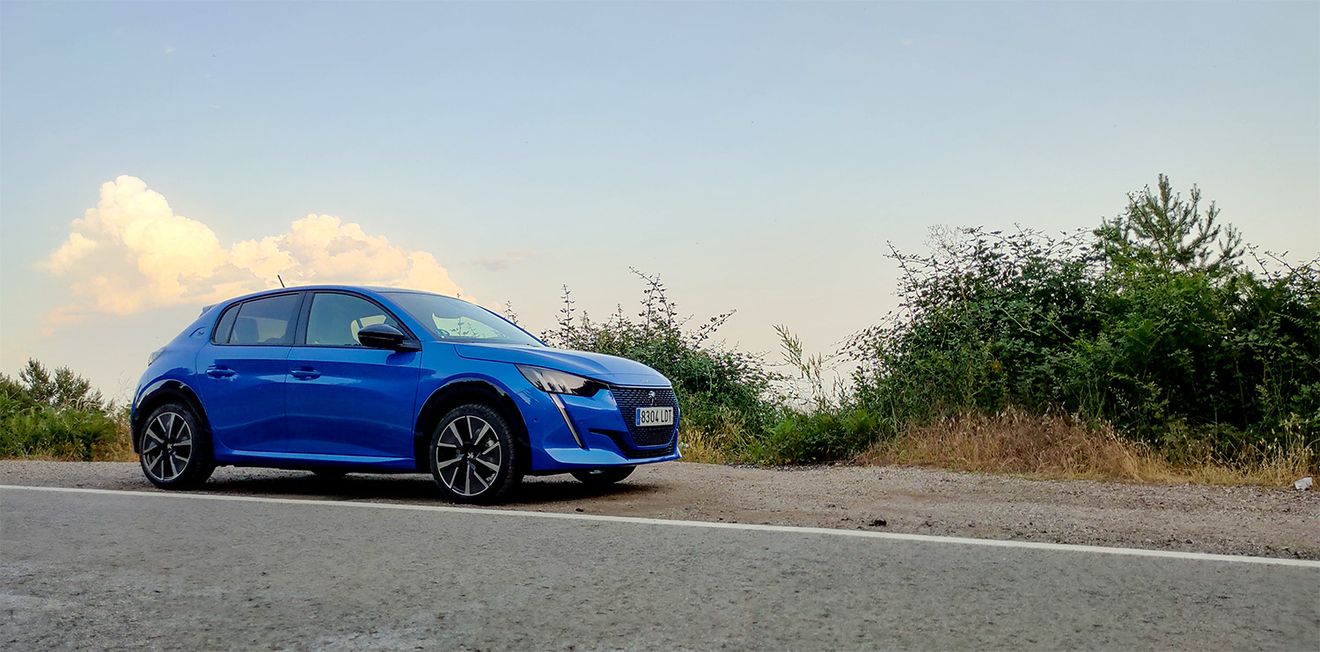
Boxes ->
[516,383,681,472]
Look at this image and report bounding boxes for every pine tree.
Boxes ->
[1096,174,1243,276]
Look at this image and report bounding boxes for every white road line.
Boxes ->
[4,484,1318,569]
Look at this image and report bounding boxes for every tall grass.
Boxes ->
[857,408,1313,486]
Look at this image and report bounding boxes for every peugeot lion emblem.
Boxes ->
[648,390,656,402]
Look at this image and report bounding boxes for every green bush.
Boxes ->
[751,407,881,464]
[0,360,128,461]
[847,176,1319,461]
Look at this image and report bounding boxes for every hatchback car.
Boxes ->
[130,286,680,503]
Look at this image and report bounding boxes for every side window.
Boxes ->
[225,294,301,346]
[212,304,239,344]
[305,293,401,347]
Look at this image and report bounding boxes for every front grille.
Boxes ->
[611,386,679,448]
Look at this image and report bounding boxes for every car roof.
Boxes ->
[211,285,456,310]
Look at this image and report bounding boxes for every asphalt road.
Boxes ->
[2,486,1317,650]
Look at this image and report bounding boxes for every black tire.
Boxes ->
[571,466,635,486]
[428,403,522,504]
[138,402,214,490]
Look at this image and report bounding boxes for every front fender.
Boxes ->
[415,359,578,471]
[130,378,205,452]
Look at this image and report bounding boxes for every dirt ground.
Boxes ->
[2,460,1316,559]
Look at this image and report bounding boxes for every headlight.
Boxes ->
[518,366,604,397]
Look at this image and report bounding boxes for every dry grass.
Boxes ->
[678,426,736,464]
[95,424,136,462]
[855,409,1315,486]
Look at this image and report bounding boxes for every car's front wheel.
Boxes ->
[571,466,635,486]
[139,402,215,490]
[428,404,522,504]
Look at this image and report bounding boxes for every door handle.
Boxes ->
[291,367,321,380]
[205,366,236,378]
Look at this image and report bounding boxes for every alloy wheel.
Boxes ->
[433,415,503,497]
[141,411,193,483]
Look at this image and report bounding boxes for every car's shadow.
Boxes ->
[201,469,660,507]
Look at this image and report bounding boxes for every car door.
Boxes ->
[284,291,422,459]
[194,292,304,453]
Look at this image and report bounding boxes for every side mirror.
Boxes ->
[357,324,420,352]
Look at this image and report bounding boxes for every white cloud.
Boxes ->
[41,175,467,327]
[43,232,98,271]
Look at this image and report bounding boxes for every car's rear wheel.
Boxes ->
[428,404,522,504]
[139,402,214,489]
[571,466,635,487]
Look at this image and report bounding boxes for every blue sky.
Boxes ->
[2,1,1318,398]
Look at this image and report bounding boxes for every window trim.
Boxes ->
[209,291,308,347]
[293,290,419,349]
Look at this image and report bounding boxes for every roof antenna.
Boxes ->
[277,274,286,288]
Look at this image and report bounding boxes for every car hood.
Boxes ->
[452,343,671,387]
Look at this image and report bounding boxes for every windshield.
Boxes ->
[385,292,543,346]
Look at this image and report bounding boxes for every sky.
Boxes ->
[2,1,1318,400]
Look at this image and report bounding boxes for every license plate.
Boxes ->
[635,406,674,427]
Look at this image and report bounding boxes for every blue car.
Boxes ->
[130,286,680,503]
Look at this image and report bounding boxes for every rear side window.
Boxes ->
[212,305,239,344]
[219,294,302,346]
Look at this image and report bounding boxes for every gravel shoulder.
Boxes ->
[2,460,1317,559]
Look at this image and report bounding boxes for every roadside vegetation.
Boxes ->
[0,360,132,461]
[543,175,1318,484]
[4,175,1316,485]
